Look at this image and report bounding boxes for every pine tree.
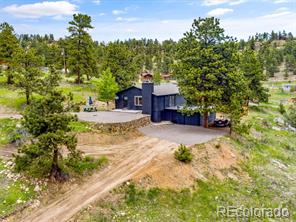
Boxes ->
[67,14,97,84]
[175,17,246,128]
[0,22,20,84]
[12,48,43,105]
[102,43,138,89]
[240,48,268,104]
[14,68,82,181]
[15,90,80,181]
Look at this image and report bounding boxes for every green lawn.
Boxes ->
[0,160,36,218]
[0,75,97,111]
[79,86,296,222]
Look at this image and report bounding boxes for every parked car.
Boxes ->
[214,118,230,127]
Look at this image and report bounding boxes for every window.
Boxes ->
[134,96,142,106]
[168,95,176,107]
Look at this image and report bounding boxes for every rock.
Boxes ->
[274,117,285,126]
[272,126,281,131]
[31,200,40,208]
[34,185,41,192]
[271,159,287,170]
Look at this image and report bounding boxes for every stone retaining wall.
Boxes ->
[93,116,150,134]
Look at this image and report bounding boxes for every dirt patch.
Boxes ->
[77,131,142,146]
[133,138,249,189]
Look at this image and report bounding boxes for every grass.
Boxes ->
[0,118,19,146]
[69,121,94,133]
[79,86,296,222]
[65,156,108,175]
[58,83,96,104]
[0,75,97,111]
[0,87,26,111]
[0,160,36,218]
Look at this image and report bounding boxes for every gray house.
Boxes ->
[115,82,215,126]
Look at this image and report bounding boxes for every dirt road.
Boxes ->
[20,136,177,222]
[0,106,21,119]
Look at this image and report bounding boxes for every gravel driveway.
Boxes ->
[139,123,228,145]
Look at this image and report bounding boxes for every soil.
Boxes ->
[0,106,21,119]
[6,135,177,222]
[4,131,247,222]
[133,138,248,189]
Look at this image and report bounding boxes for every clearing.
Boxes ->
[9,136,178,222]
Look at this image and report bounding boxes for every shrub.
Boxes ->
[65,156,108,175]
[285,103,296,128]
[278,103,286,115]
[232,122,252,135]
[290,85,296,92]
[125,182,138,203]
[174,144,193,163]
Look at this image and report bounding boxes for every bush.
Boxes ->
[174,144,193,163]
[14,144,53,177]
[278,103,286,115]
[232,122,252,135]
[65,156,108,175]
[285,104,296,128]
[290,85,296,92]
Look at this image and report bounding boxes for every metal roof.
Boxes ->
[133,83,180,96]
[153,83,179,96]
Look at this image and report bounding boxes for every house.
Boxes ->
[115,82,215,126]
[140,70,153,82]
[161,72,173,81]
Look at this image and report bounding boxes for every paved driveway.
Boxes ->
[74,111,148,123]
[139,123,228,145]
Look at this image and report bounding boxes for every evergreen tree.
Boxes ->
[102,43,138,89]
[95,68,119,108]
[15,90,80,181]
[240,48,268,104]
[0,22,20,84]
[12,48,43,105]
[67,14,97,84]
[175,17,246,128]
[144,56,153,71]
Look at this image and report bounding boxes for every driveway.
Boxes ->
[139,123,228,145]
[74,111,148,123]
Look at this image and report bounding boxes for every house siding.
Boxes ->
[115,87,142,110]
[115,84,215,126]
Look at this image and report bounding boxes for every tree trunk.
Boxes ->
[77,69,81,84]
[50,149,65,181]
[203,112,209,128]
[86,73,90,81]
[106,101,109,110]
[7,73,13,85]
[25,89,30,105]
[6,67,14,84]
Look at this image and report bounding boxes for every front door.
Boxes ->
[123,95,128,109]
